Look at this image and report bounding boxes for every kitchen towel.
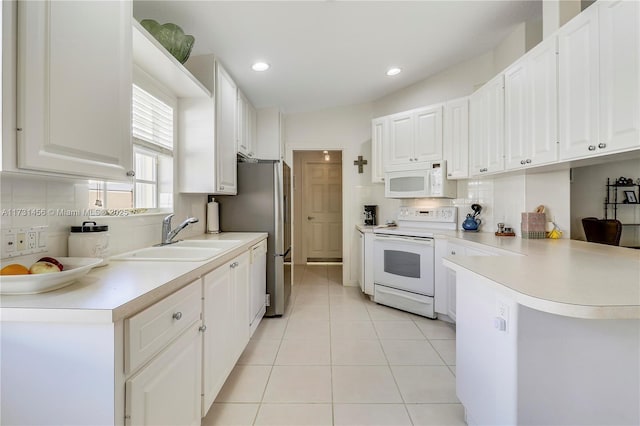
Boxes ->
[207,199,219,233]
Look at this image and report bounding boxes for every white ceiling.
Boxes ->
[133,1,542,114]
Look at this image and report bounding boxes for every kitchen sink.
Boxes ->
[110,246,223,262]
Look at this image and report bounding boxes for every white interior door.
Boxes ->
[304,162,342,262]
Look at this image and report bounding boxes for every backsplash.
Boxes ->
[0,173,206,263]
[396,169,571,237]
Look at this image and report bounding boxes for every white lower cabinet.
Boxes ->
[125,322,202,426]
[436,240,495,322]
[201,251,250,415]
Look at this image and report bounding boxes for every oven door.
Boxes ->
[373,234,435,296]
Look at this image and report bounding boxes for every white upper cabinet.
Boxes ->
[215,64,238,194]
[598,0,640,153]
[388,111,415,166]
[558,4,600,160]
[255,107,284,161]
[179,56,238,194]
[505,36,558,170]
[559,1,640,160]
[386,105,443,170]
[443,97,469,179]
[17,0,133,181]
[371,117,388,183]
[237,90,256,158]
[414,105,444,162]
[470,74,504,176]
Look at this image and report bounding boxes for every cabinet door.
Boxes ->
[558,5,600,160]
[485,76,505,173]
[248,102,257,158]
[126,323,202,426]
[17,0,133,181]
[358,231,365,293]
[599,0,640,153]
[215,63,238,194]
[504,60,528,170]
[371,117,388,183]
[388,112,415,166]
[528,37,559,166]
[469,75,504,176]
[237,90,249,156]
[443,98,469,179]
[414,105,443,163]
[202,265,232,413]
[231,251,250,363]
[469,91,486,175]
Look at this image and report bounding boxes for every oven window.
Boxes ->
[384,250,420,278]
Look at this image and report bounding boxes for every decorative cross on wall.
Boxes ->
[353,155,368,173]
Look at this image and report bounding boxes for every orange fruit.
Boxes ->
[1,264,30,275]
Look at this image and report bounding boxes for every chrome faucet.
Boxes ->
[160,214,199,245]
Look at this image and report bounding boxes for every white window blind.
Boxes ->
[132,84,174,150]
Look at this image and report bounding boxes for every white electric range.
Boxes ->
[373,207,457,318]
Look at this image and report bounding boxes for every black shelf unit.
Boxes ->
[604,178,640,225]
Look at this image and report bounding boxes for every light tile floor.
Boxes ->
[203,265,465,426]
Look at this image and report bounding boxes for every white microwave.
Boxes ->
[385,161,456,199]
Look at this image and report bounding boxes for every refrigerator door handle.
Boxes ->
[275,246,291,258]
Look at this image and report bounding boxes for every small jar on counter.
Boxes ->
[68,221,110,265]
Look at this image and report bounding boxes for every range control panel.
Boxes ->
[397,207,457,223]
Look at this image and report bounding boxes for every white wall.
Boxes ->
[372,51,495,118]
[570,159,640,247]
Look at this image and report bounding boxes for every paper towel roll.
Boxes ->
[207,199,219,233]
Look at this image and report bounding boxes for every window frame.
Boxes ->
[131,66,177,212]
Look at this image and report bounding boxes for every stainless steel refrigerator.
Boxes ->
[216,160,291,316]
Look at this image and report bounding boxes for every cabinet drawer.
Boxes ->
[125,281,201,374]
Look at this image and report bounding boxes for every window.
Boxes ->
[88,73,176,212]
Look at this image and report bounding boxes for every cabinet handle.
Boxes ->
[126,170,135,177]
[447,173,452,177]
[307,216,315,220]
[199,325,207,332]
[451,251,456,255]
[230,261,239,268]
[220,185,225,190]
[520,160,526,165]
[525,159,532,164]
[588,145,596,151]
[172,312,183,321]
[409,158,414,162]
[598,143,607,149]
[381,177,385,181]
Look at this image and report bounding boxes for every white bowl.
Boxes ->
[0,257,103,295]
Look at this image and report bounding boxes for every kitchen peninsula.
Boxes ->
[443,238,640,425]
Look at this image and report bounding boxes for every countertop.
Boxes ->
[0,232,267,323]
[354,224,639,319]
[441,233,640,319]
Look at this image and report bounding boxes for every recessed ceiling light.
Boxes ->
[386,67,402,76]
[252,62,270,72]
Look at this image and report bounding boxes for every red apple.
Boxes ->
[29,261,61,274]
[38,256,64,271]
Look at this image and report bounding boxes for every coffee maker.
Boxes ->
[363,205,377,226]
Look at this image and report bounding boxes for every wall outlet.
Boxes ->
[2,226,48,259]
[16,232,26,251]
